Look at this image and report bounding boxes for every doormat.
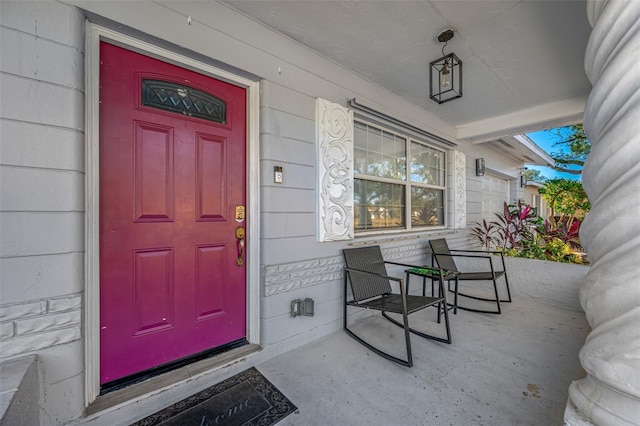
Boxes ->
[130,367,298,426]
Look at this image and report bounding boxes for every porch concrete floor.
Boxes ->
[256,297,590,426]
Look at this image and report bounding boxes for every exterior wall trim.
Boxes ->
[452,150,467,229]
[84,22,261,405]
[316,98,354,242]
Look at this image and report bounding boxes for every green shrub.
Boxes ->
[471,201,586,264]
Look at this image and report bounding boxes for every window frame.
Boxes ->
[353,118,448,235]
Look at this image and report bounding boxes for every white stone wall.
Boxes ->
[504,257,586,312]
[0,295,82,358]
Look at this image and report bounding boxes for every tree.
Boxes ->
[523,168,546,183]
[538,178,590,229]
[547,124,590,175]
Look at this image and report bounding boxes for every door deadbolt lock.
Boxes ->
[235,227,245,240]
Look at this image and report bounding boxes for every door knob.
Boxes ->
[235,227,245,266]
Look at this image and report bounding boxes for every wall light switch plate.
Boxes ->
[274,166,283,183]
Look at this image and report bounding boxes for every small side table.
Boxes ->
[405,267,457,316]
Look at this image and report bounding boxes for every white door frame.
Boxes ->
[84,23,261,405]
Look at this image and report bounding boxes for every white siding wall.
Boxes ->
[0,1,87,423]
[524,186,550,220]
[481,174,510,219]
[463,159,522,226]
[0,1,528,423]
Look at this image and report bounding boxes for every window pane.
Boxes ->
[354,179,405,231]
[366,127,383,176]
[382,131,406,180]
[411,187,444,226]
[410,142,444,186]
[353,122,406,180]
[353,122,368,175]
[141,79,226,124]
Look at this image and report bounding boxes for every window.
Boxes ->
[353,121,446,232]
[141,79,226,124]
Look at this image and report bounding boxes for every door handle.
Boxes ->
[235,227,245,266]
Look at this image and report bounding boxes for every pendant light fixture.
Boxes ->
[429,29,462,104]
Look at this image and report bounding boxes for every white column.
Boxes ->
[565,1,640,424]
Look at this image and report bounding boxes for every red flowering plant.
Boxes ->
[470,201,586,263]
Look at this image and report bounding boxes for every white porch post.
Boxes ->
[565,1,640,425]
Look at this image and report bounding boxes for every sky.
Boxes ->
[525,126,582,182]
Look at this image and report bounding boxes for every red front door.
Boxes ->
[99,42,247,384]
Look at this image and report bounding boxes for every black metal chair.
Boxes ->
[428,238,511,314]
[343,245,451,367]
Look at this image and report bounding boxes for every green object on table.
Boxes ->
[408,266,446,276]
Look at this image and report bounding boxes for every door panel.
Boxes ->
[195,244,227,319]
[482,174,509,220]
[134,122,175,222]
[99,42,247,384]
[133,248,174,335]
[196,134,226,220]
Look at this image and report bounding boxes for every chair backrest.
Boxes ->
[343,246,392,302]
[429,239,459,273]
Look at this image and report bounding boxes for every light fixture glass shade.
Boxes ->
[429,53,462,104]
[441,65,451,88]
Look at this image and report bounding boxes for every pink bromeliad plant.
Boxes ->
[493,200,538,250]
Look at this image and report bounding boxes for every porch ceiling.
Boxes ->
[220,0,591,143]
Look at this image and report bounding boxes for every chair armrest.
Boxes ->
[384,260,447,275]
[449,249,505,256]
[344,266,410,299]
[344,267,402,283]
[386,260,450,278]
[384,260,425,269]
[431,252,494,260]
[431,251,503,274]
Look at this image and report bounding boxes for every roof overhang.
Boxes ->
[483,134,555,166]
[455,95,586,144]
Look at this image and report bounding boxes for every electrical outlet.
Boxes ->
[291,298,314,317]
[291,299,302,317]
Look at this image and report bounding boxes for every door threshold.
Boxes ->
[86,343,261,416]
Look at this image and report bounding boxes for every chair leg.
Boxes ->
[382,310,451,344]
[492,278,502,314]
[343,323,413,367]
[344,303,414,367]
[498,254,512,303]
[454,278,458,314]
[418,276,452,344]
[436,281,442,324]
[452,277,503,315]
[430,276,445,322]
[501,274,512,303]
[344,274,413,367]
[445,279,459,315]
[401,310,413,368]
[343,275,348,330]
[441,293,452,344]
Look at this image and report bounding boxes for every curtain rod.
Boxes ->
[347,98,457,147]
